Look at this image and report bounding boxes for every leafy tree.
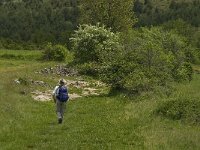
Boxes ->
[79,0,136,32]
[134,0,200,27]
[100,27,193,92]
[70,24,122,64]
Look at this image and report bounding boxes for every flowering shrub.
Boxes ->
[70,24,122,64]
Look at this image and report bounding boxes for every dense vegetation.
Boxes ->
[0,0,79,49]
[134,0,200,27]
[0,0,200,149]
[79,0,135,32]
[71,25,193,93]
[1,0,200,50]
[0,0,198,96]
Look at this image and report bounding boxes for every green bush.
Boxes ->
[175,62,193,82]
[155,98,200,124]
[70,24,122,64]
[70,25,193,93]
[100,27,193,93]
[162,19,199,64]
[43,43,70,61]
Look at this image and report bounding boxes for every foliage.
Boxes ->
[76,62,100,77]
[43,43,70,61]
[161,19,200,63]
[134,0,200,27]
[71,25,193,93]
[70,24,122,64]
[162,19,195,40]
[100,27,193,93]
[80,0,136,32]
[155,98,200,124]
[0,0,79,47]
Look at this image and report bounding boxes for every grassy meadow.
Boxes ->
[0,49,200,150]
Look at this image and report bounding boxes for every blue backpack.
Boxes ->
[56,86,69,102]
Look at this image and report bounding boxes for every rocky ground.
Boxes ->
[35,65,79,76]
[14,65,107,102]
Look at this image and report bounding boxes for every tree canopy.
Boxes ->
[79,0,136,32]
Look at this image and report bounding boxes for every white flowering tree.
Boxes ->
[70,24,122,64]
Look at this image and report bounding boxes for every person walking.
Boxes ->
[52,79,69,124]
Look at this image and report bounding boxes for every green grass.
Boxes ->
[0,49,42,60]
[0,50,200,149]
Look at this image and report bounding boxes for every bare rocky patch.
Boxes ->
[31,90,83,101]
[14,68,107,101]
[31,90,52,102]
[29,79,106,102]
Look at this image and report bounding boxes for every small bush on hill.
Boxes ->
[155,98,200,124]
[43,43,70,61]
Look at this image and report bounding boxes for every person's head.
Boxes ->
[59,79,66,86]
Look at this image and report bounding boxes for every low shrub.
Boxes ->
[100,27,193,93]
[43,43,70,61]
[155,98,200,124]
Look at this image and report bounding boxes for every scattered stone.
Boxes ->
[38,65,79,76]
[66,80,89,88]
[31,87,101,102]
[31,90,52,102]
[31,90,83,101]
[14,78,51,87]
[93,81,106,87]
[32,95,52,102]
[84,87,98,92]
[14,79,20,84]
[69,93,82,99]
[83,87,100,96]
[32,80,47,86]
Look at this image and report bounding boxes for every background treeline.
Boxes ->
[1,0,200,50]
[0,0,79,49]
[134,0,200,27]
[134,0,200,55]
